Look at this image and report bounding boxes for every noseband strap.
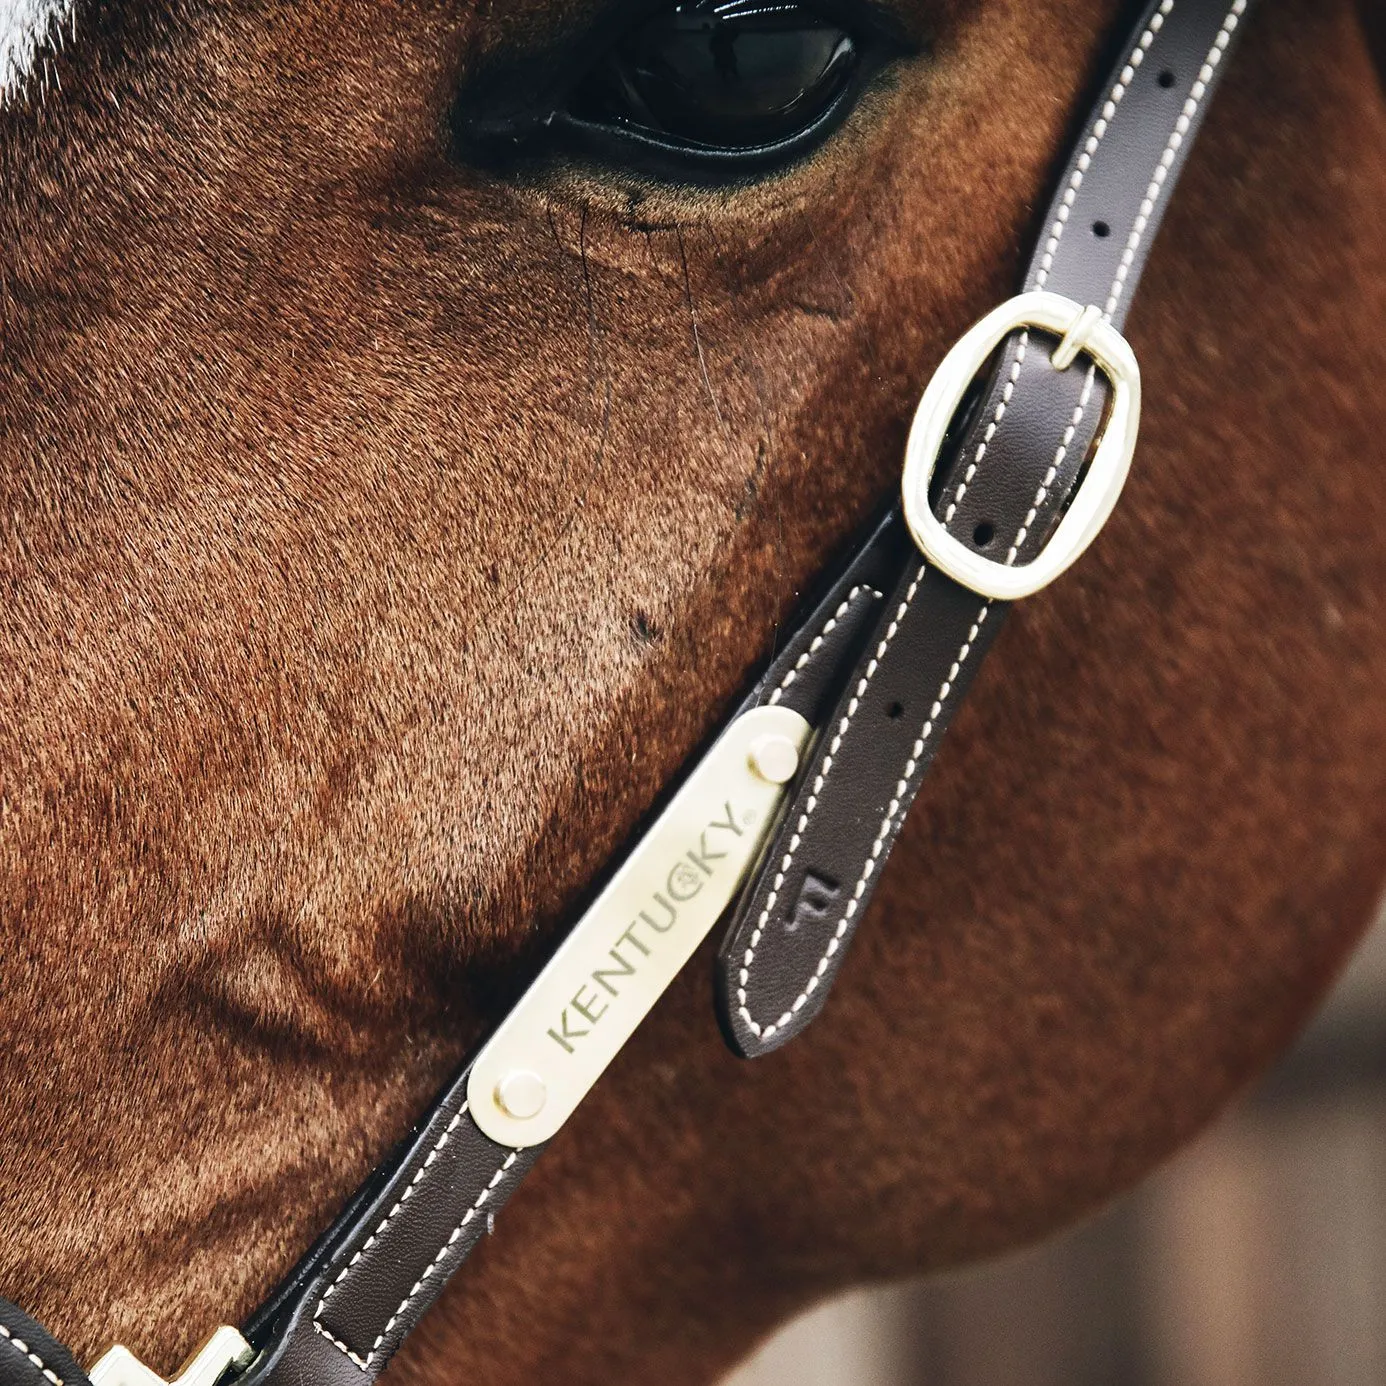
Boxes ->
[0,0,1255,1380]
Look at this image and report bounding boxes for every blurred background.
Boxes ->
[722,905,1386,1386]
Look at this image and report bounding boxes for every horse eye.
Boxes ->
[569,0,861,162]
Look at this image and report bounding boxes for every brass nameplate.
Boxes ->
[468,704,810,1146]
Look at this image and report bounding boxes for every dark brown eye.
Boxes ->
[571,0,861,156]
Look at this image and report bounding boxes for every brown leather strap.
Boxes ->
[717,0,1253,1056]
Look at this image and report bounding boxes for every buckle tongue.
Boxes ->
[901,290,1142,601]
[89,1327,254,1386]
[1050,302,1106,371]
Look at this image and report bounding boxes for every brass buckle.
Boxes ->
[901,290,1142,601]
[89,1327,254,1386]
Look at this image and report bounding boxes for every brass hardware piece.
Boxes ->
[89,1327,254,1386]
[902,291,1141,601]
[469,703,811,1146]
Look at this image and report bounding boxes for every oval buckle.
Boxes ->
[901,291,1142,601]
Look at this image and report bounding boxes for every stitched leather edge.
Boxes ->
[0,1327,64,1386]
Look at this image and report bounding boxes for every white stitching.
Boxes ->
[735,201,1046,1039]
[1006,364,1098,564]
[313,1142,520,1370]
[818,600,992,1011]
[311,588,881,1366]
[309,0,1258,1358]
[1034,0,1173,293]
[735,2,1182,1040]
[312,1321,371,1370]
[737,0,1247,1043]
[737,587,991,1039]
[0,1324,64,1386]
[768,585,883,707]
[368,1153,519,1360]
[1012,0,1246,564]
[943,331,1028,524]
[1004,0,1180,572]
[946,0,1171,528]
[736,561,928,1038]
[1104,0,1245,318]
[312,1103,517,1371]
[313,1105,470,1363]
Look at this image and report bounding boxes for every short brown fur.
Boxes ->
[1,0,1384,1382]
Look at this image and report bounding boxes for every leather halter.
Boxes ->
[0,1,1255,1382]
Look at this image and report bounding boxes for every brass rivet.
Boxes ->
[748,734,799,785]
[495,1070,547,1120]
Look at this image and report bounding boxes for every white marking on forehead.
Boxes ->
[1,0,75,104]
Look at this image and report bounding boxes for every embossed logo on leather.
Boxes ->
[785,872,840,933]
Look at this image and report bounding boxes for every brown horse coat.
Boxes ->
[1,0,1384,1382]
